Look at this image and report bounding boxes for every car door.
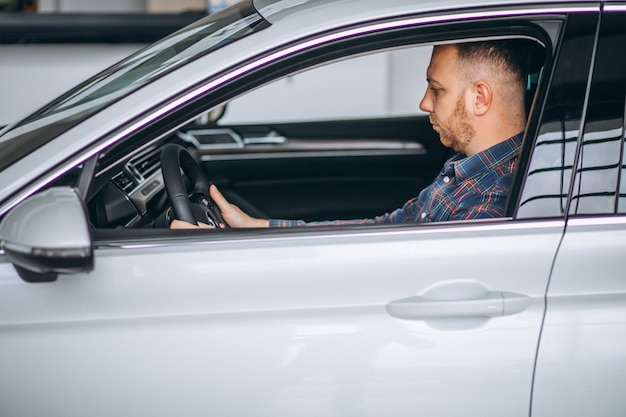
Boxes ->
[1,216,561,417]
[531,8,626,416]
[0,7,594,417]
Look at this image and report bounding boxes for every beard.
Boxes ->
[430,94,475,154]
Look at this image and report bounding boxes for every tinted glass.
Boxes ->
[0,0,268,172]
[517,13,599,218]
[569,11,626,216]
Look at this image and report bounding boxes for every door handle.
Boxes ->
[386,291,530,320]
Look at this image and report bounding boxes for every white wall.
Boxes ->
[0,44,430,127]
[0,44,144,125]
[222,47,429,125]
[0,0,209,126]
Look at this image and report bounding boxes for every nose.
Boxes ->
[420,89,433,113]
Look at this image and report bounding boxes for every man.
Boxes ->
[172,40,531,229]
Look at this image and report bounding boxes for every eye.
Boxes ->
[428,83,441,92]
[429,85,441,95]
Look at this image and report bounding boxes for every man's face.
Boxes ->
[419,45,475,154]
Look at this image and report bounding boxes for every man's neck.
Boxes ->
[465,120,525,156]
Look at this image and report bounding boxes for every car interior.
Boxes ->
[52,34,546,233]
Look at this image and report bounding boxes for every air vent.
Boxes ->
[112,171,138,193]
[129,149,161,181]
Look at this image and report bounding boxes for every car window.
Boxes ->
[516,13,599,219]
[57,14,550,232]
[568,10,626,216]
[219,46,430,124]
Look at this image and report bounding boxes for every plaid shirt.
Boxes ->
[269,132,523,227]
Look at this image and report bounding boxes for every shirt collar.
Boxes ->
[450,132,523,181]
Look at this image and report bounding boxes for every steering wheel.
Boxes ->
[160,143,227,228]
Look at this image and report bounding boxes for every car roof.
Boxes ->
[254,0,610,26]
[249,0,606,50]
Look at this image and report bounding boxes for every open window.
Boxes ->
[3,10,543,237]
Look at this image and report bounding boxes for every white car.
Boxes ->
[1,0,625,416]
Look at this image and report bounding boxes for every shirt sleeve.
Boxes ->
[268,219,306,227]
[268,217,378,227]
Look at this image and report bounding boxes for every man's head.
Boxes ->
[420,40,534,156]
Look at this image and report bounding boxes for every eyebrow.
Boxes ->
[427,78,444,88]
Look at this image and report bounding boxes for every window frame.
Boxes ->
[87,13,557,237]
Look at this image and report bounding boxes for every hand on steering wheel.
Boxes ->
[160,143,228,228]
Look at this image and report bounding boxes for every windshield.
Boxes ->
[0,0,269,172]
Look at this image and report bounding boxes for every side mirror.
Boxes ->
[0,187,93,283]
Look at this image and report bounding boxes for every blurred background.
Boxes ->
[0,0,242,13]
[0,0,427,128]
[0,0,242,126]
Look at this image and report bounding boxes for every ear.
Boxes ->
[472,81,492,116]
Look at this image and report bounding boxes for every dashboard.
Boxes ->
[85,125,250,229]
[88,144,170,229]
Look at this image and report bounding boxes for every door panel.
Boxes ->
[531,219,626,417]
[0,221,561,416]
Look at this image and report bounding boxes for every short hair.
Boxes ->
[448,39,542,114]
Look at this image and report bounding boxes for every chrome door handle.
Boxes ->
[386,291,531,320]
